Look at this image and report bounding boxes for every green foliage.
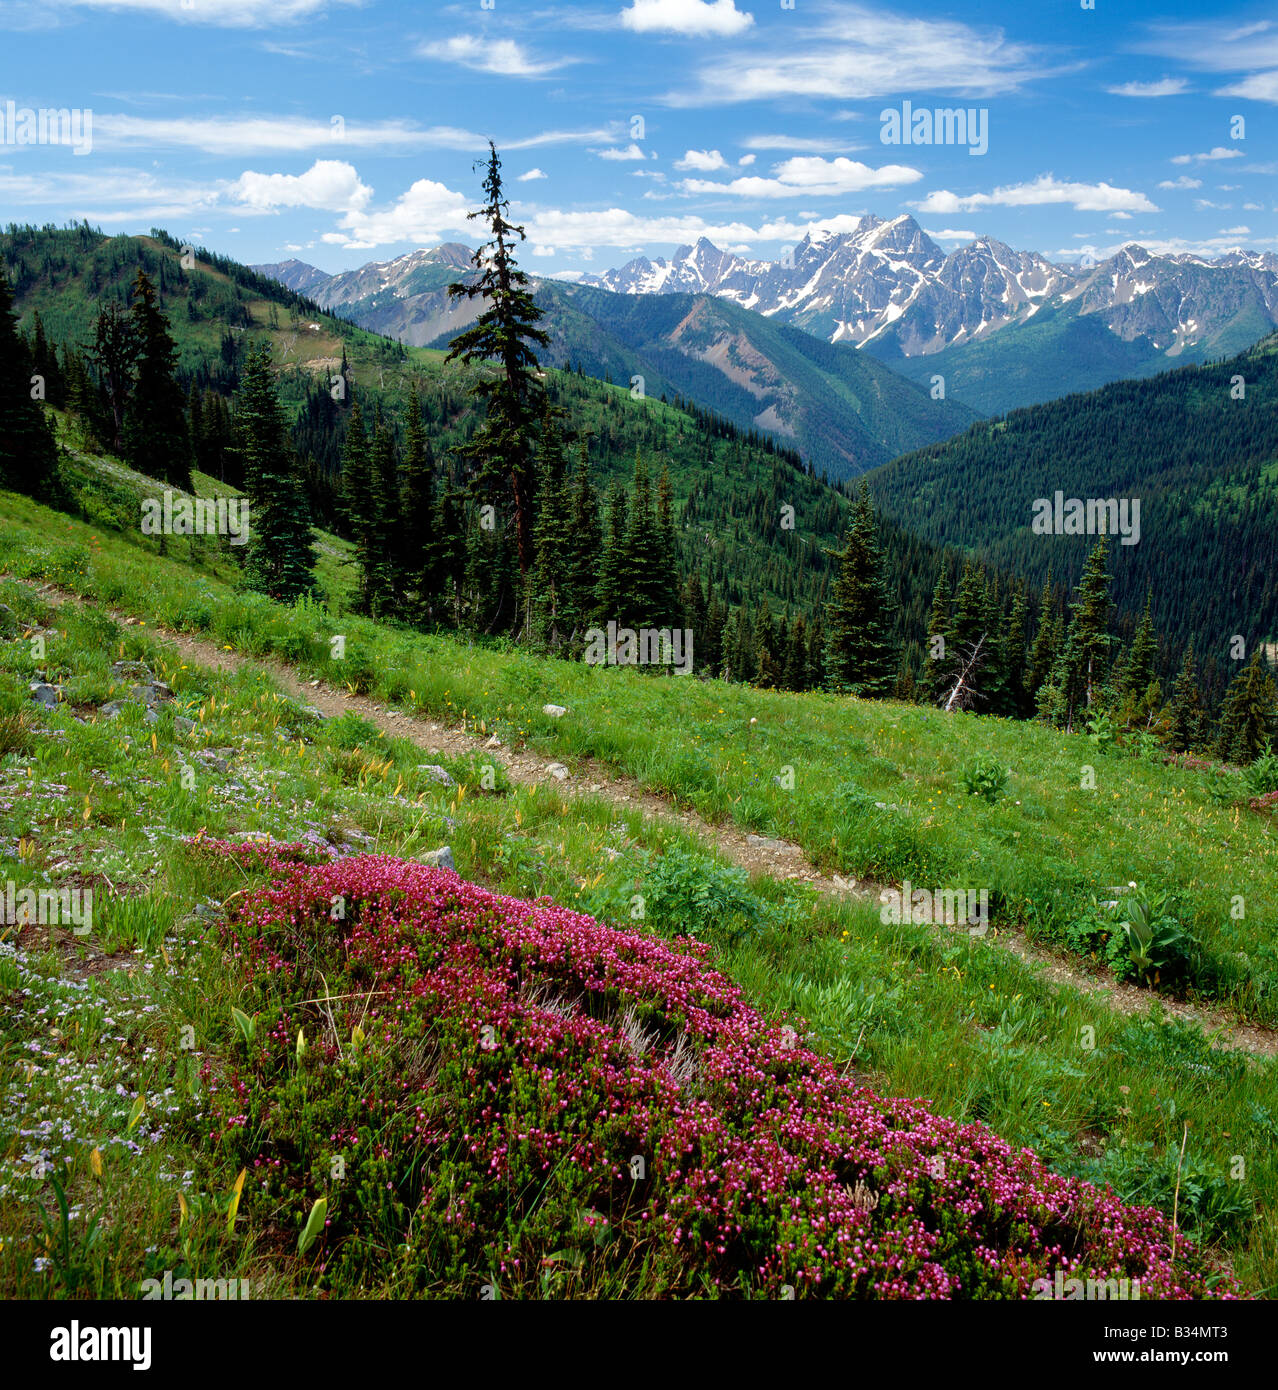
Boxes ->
[960,753,1008,803]
[638,844,773,942]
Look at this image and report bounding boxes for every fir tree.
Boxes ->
[122,270,192,489]
[824,483,897,698]
[0,263,60,499]
[563,443,600,642]
[1043,540,1114,731]
[234,346,314,603]
[1006,582,1030,717]
[1027,573,1061,705]
[1167,641,1210,754]
[446,141,549,575]
[340,404,379,614]
[924,564,955,703]
[1216,650,1278,764]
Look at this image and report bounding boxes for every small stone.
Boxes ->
[99,700,127,719]
[110,660,152,681]
[485,734,501,748]
[546,762,569,781]
[174,716,196,737]
[29,682,60,709]
[420,846,455,871]
[542,704,568,718]
[416,764,456,787]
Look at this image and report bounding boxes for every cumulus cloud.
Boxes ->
[1157,175,1202,189]
[674,148,728,171]
[595,143,649,161]
[683,154,921,198]
[914,175,1158,215]
[230,160,372,213]
[518,168,548,181]
[619,0,754,37]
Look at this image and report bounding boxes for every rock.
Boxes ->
[144,707,159,725]
[129,681,172,706]
[546,762,569,781]
[420,846,455,871]
[417,764,455,787]
[542,704,568,718]
[29,682,61,709]
[99,701,127,719]
[193,902,221,922]
[309,679,320,688]
[746,833,786,851]
[197,751,228,774]
[297,705,329,720]
[110,660,152,681]
[484,734,501,749]
[174,716,196,737]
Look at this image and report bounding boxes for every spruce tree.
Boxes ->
[87,299,137,450]
[1216,650,1278,764]
[340,403,379,614]
[1006,582,1030,718]
[824,484,897,698]
[924,565,955,704]
[1044,540,1114,731]
[1167,641,1210,754]
[0,263,60,498]
[654,463,681,626]
[446,141,549,575]
[563,443,600,642]
[122,270,192,489]
[234,346,314,604]
[369,421,401,616]
[1027,575,1061,706]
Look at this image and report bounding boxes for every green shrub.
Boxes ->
[960,754,1008,803]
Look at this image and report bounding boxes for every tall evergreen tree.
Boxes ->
[924,564,955,704]
[234,346,314,604]
[824,483,897,698]
[340,403,380,615]
[1006,582,1030,718]
[563,443,600,642]
[446,141,549,575]
[1027,572,1061,705]
[86,299,137,450]
[1167,641,1210,754]
[1042,539,1114,731]
[0,263,60,498]
[1216,650,1278,764]
[122,270,192,489]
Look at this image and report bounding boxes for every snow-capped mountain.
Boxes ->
[578,216,1278,360]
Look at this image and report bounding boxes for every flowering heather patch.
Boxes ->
[195,839,1239,1299]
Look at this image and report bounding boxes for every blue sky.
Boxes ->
[1,0,1276,275]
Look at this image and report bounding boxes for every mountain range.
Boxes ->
[260,216,1278,421]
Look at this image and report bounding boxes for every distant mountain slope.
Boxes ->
[864,332,1278,655]
[253,244,978,480]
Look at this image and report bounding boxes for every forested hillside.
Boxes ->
[866,332,1278,666]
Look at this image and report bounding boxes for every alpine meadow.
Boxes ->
[2,0,1278,1367]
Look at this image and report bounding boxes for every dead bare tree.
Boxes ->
[941,633,987,712]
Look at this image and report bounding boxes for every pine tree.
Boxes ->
[824,483,897,698]
[369,420,401,615]
[1118,589,1160,729]
[595,479,629,624]
[0,263,60,499]
[1006,582,1030,718]
[784,613,809,691]
[654,463,681,626]
[122,270,192,489]
[87,300,137,450]
[234,346,314,603]
[1027,573,1061,705]
[340,404,379,614]
[1216,650,1278,764]
[1167,642,1210,754]
[563,443,600,642]
[446,141,549,575]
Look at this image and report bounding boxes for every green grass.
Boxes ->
[3,481,1274,1019]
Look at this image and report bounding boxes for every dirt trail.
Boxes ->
[31,581,1278,1058]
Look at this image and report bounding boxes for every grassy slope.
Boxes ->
[0,515,1273,1294]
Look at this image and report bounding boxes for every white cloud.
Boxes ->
[674,148,727,171]
[518,168,548,181]
[326,176,473,248]
[1170,147,1244,164]
[1218,71,1278,102]
[55,0,345,26]
[925,228,977,241]
[673,4,1052,105]
[532,245,557,256]
[914,175,1158,215]
[619,0,754,37]
[737,153,756,166]
[419,35,572,77]
[520,206,872,253]
[1220,225,1251,236]
[230,160,372,213]
[0,165,222,220]
[683,154,920,198]
[1106,77,1189,97]
[595,142,648,161]
[741,134,860,153]
[1157,175,1202,189]
[1109,211,1133,220]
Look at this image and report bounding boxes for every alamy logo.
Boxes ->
[1032,1271,1141,1300]
[584,622,694,676]
[3,881,92,935]
[879,880,988,933]
[141,491,250,546]
[1031,492,1141,546]
[50,1322,151,1370]
[880,100,988,156]
[1,100,93,155]
[140,1270,252,1300]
